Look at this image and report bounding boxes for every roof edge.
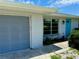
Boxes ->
[0,2,58,13]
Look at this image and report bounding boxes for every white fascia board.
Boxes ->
[49,13,79,18]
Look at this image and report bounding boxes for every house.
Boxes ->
[0,2,79,53]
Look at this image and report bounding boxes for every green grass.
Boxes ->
[75,49,79,55]
[66,56,74,59]
[68,48,79,55]
[76,51,79,55]
[68,48,75,51]
[51,54,61,59]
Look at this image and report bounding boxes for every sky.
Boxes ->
[0,0,79,16]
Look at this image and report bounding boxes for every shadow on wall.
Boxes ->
[0,45,62,59]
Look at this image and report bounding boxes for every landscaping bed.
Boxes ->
[43,37,67,45]
[51,48,79,59]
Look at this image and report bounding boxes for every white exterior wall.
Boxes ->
[58,19,66,38]
[30,14,43,48]
[71,19,79,30]
[58,18,79,38]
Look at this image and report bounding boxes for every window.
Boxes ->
[44,19,58,34]
[52,19,58,34]
[44,19,51,34]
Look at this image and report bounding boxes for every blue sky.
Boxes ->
[3,0,79,16]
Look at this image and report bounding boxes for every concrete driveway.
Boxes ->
[0,41,68,59]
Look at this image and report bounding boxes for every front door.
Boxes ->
[66,18,71,37]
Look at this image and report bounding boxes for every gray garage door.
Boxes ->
[0,15,30,53]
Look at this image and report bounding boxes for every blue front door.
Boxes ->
[66,18,71,37]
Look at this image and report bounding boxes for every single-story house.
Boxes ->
[0,2,79,53]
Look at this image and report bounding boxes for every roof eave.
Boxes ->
[0,2,58,14]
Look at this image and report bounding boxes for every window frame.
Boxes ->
[43,18,58,35]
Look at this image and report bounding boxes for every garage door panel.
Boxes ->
[20,32,29,48]
[11,42,29,51]
[0,25,8,31]
[0,26,9,44]
[0,16,30,53]
[0,37,10,53]
[0,46,10,53]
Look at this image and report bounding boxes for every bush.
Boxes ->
[43,36,66,45]
[43,38,53,45]
[68,28,79,49]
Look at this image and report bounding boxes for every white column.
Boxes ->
[30,14,43,48]
[58,19,66,38]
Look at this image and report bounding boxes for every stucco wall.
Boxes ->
[58,18,79,38]
[30,14,43,48]
[71,19,79,30]
[58,19,66,38]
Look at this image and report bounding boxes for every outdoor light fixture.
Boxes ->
[62,20,65,24]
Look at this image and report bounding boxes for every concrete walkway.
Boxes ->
[0,41,68,59]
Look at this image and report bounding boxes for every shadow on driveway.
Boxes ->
[0,42,67,59]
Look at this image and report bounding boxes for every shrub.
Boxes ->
[68,28,79,49]
[43,38,53,45]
